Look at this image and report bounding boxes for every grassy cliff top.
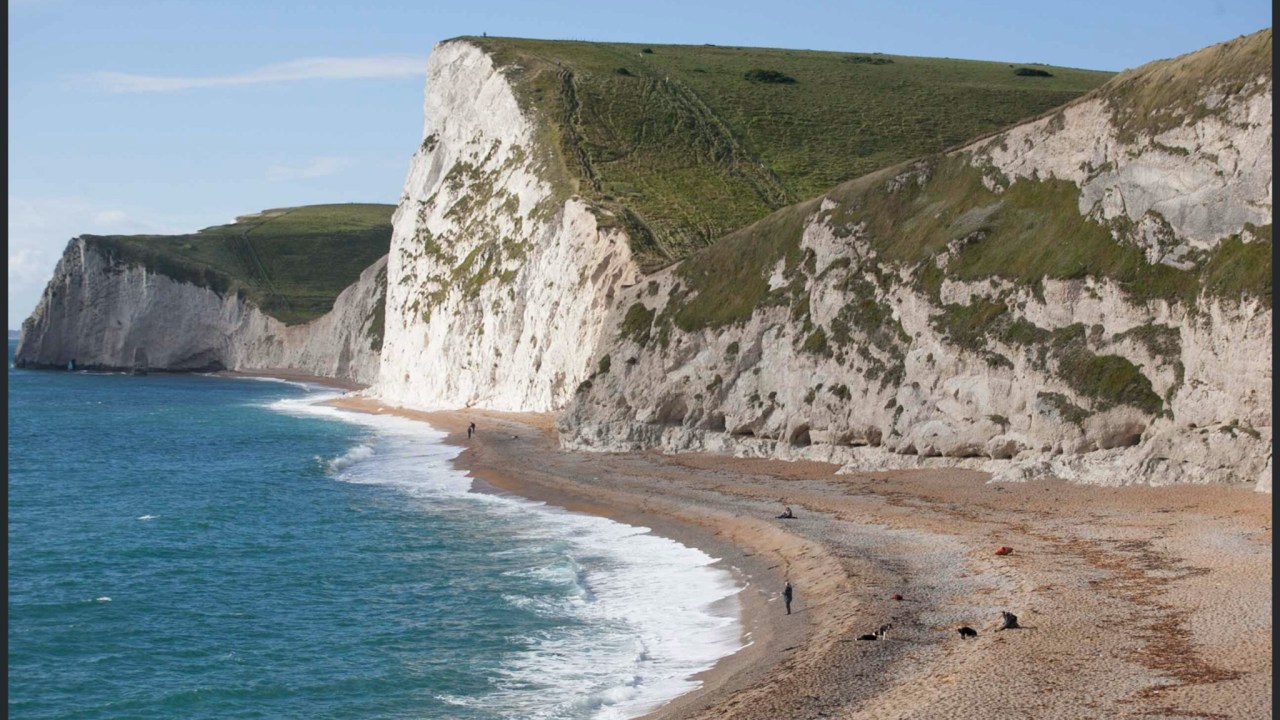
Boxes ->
[457,36,1113,269]
[82,203,393,326]
[667,30,1273,332]
[1100,27,1271,142]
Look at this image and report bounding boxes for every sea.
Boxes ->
[7,340,743,719]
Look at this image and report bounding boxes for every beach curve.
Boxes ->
[328,396,1272,720]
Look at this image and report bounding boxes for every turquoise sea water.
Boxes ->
[7,341,741,719]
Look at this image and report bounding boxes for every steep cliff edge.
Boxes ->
[373,41,639,411]
[373,37,1110,412]
[559,30,1272,489]
[15,205,392,385]
[16,32,1269,490]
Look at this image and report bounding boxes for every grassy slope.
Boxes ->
[1100,27,1272,142]
[83,204,394,325]
[464,36,1112,269]
[653,31,1271,416]
[670,29,1273,333]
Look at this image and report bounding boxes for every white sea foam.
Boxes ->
[210,374,329,392]
[136,515,158,521]
[325,443,375,473]
[434,694,481,708]
[265,392,744,720]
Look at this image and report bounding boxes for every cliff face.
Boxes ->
[373,41,638,411]
[16,32,1270,490]
[15,240,387,385]
[558,32,1272,489]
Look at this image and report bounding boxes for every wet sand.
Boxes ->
[215,369,368,391]
[329,397,1272,720]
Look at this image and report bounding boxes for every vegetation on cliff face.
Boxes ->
[83,204,394,325]
[627,31,1271,421]
[663,145,1270,342]
[460,36,1112,269]
[1099,27,1271,143]
[670,198,818,331]
[932,301,1165,415]
[366,262,389,351]
[405,144,535,323]
[831,155,1270,308]
[1200,224,1273,308]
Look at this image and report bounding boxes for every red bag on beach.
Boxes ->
[994,546,1013,556]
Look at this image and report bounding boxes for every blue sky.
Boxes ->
[7,0,1272,328]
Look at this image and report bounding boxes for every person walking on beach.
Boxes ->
[782,581,794,615]
[467,422,476,439]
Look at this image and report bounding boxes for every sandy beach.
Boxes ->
[329,396,1271,720]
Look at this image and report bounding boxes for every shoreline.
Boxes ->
[324,397,800,720]
[214,369,367,392]
[322,394,1272,720]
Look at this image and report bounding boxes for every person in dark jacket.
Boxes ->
[782,581,794,614]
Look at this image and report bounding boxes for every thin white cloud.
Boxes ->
[8,248,41,281]
[266,156,347,182]
[82,55,426,93]
[92,209,131,225]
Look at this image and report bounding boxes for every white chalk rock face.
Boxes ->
[970,88,1271,263]
[15,240,387,385]
[558,44,1272,489]
[18,35,1269,491]
[561,222,1271,487]
[374,40,638,411]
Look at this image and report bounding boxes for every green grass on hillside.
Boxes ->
[661,104,1269,418]
[668,151,1271,338]
[462,36,1112,269]
[84,204,394,325]
[826,156,1209,305]
[832,154,1271,309]
[664,30,1273,335]
[660,147,1267,416]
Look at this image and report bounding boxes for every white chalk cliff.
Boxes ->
[372,40,637,411]
[553,35,1272,489]
[16,239,387,385]
[18,33,1272,491]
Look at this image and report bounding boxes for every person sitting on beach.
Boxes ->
[782,581,794,615]
[996,610,1019,631]
[777,505,795,519]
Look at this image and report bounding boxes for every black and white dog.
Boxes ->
[857,623,892,641]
